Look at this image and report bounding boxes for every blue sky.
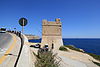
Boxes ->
[0,0,100,38]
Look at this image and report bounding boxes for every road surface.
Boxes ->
[0,32,21,67]
[0,33,12,49]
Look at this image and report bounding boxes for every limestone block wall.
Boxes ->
[41,19,63,50]
[41,36,63,50]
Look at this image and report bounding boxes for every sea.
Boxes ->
[29,38,100,55]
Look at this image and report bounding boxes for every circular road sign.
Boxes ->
[19,18,28,26]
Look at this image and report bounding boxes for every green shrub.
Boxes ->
[64,45,84,52]
[92,61,100,66]
[59,46,68,51]
[87,53,100,61]
[34,50,60,67]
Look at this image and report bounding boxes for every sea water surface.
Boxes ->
[29,38,100,55]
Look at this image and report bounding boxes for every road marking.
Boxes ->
[0,34,17,64]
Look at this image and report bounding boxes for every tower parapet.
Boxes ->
[55,18,60,23]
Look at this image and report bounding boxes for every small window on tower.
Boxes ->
[59,25,61,27]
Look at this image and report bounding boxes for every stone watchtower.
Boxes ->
[41,18,63,50]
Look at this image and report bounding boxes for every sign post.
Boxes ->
[19,18,28,34]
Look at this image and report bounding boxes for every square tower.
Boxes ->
[41,18,63,50]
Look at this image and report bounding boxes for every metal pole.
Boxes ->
[22,19,24,34]
[22,26,24,34]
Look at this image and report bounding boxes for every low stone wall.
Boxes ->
[17,34,32,67]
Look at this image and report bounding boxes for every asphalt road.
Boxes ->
[0,33,36,67]
[0,33,13,50]
[0,32,21,67]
